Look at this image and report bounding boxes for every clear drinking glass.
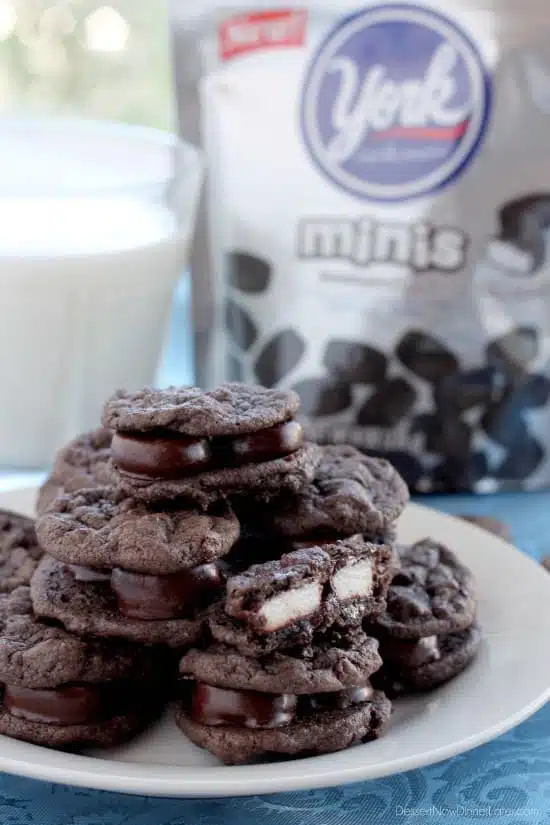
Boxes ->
[0,117,202,468]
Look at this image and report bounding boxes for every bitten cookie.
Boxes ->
[36,428,113,514]
[370,539,476,639]
[209,536,396,656]
[224,537,396,636]
[103,383,320,507]
[207,604,316,656]
[265,446,409,538]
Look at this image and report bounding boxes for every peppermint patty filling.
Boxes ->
[112,421,303,479]
[69,562,227,620]
[3,681,132,726]
[186,681,375,729]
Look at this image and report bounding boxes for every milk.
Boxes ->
[0,119,202,467]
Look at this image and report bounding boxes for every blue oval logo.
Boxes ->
[301,5,491,202]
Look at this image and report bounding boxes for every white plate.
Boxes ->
[1,486,549,798]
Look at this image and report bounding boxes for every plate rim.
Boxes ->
[0,488,549,798]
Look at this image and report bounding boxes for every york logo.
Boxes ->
[301,5,491,201]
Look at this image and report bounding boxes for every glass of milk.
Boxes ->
[0,117,202,468]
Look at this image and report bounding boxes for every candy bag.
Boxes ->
[171,0,550,491]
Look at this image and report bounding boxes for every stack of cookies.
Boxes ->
[32,385,319,651]
[0,510,162,747]
[368,540,481,695]
[19,381,480,763]
[176,444,410,763]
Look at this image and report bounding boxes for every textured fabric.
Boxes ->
[0,490,549,823]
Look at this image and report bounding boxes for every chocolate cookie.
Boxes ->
[225,537,396,635]
[0,587,153,688]
[0,567,161,748]
[180,626,382,695]
[374,624,481,695]
[0,703,153,749]
[0,510,42,592]
[103,384,300,436]
[103,383,319,507]
[266,446,409,538]
[175,687,391,764]
[37,428,113,514]
[31,556,206,648]
[37,487,240,574]
[371,540,476,639]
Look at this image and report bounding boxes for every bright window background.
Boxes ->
[2,0,172,127]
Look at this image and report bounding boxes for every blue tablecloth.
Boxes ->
[0,490,548,824]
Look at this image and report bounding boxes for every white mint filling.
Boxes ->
[258,582,322,631]
[332,559,373,601]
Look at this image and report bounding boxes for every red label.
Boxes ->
[219,9,307,61]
